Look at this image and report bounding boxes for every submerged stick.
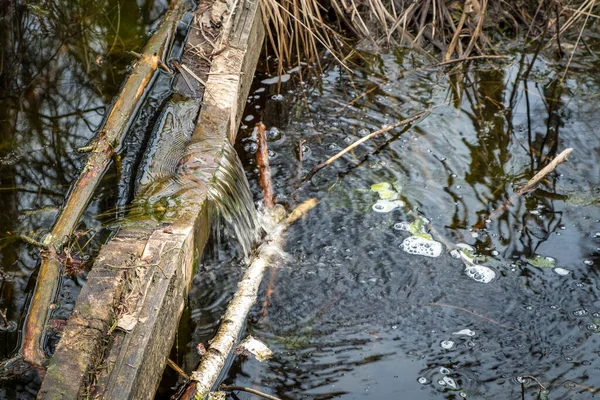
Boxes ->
[304,110,430,181]
[182,199,317,399]
[256,123,275,208]
[473,148,573,230]
[220,385,283,400]
[22,0,188,367]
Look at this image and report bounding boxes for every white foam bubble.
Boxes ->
[453,329,476,336]
[464,265,496,283]
[372,199,404,213]
[401,236,444,258]
[440,340,455,349]
[261,74,291,85]
[554,267,570,276]
[393,222,411,231]
[443,376,458,389]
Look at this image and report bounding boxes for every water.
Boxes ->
[207,142,261,258]
[179,48,600,399]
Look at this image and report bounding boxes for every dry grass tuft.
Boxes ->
[259,0,600,73]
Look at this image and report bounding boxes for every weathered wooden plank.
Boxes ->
[37,0,265,398]
[39,233,151,399]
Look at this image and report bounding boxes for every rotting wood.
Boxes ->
[38,0,266,398]
[22,0,189,368]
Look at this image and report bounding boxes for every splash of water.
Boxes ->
[207,143,260,258]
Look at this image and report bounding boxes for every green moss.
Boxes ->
[526,256,556,268]
[370,182,391,192]
[408,218,433,240]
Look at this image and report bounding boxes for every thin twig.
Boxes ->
[304,109,431,181]
[167,358,190,380]
[256,123,275,209]
[473,148,573,229]
[17,235,47,249]
[220,385,283,400]
[425,302,529,335]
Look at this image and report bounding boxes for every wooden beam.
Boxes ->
[37,0,265,397]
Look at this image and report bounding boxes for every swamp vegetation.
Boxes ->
[0,0,599,398]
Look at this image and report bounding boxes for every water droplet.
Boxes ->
[418,377,429,385]
[443,376,458,389]
[491,250,499,256]
[584,259,594,266]
[271,94,284,101]
[573,309,588,317]
[267,127,281,140]
[439,367,450,375]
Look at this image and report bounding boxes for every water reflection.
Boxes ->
[0,0,168,380]
[185,48,600,399]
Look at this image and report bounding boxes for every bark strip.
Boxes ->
[256,122,275,208]
[22,0,188,367]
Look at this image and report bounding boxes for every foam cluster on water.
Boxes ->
[401,236,443,258]
[465,265,496,283]
[372,199,405,213]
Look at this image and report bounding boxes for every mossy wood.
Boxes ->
[23,0,189,368]
[37,0,265,398]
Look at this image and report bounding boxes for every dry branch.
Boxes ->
[21,0,188,367]
[473,148,573,230]
[304,110,430,181]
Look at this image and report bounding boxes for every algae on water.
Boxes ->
[526,256,556,268]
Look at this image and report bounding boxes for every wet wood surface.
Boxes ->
[37,0,264,397]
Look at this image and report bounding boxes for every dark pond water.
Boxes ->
[1,1,600,399]
[177,50,600,399]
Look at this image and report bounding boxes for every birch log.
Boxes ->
[183,199,317,399]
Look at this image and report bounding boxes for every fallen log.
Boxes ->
[22,0,189,367]
[37,0,266,397]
